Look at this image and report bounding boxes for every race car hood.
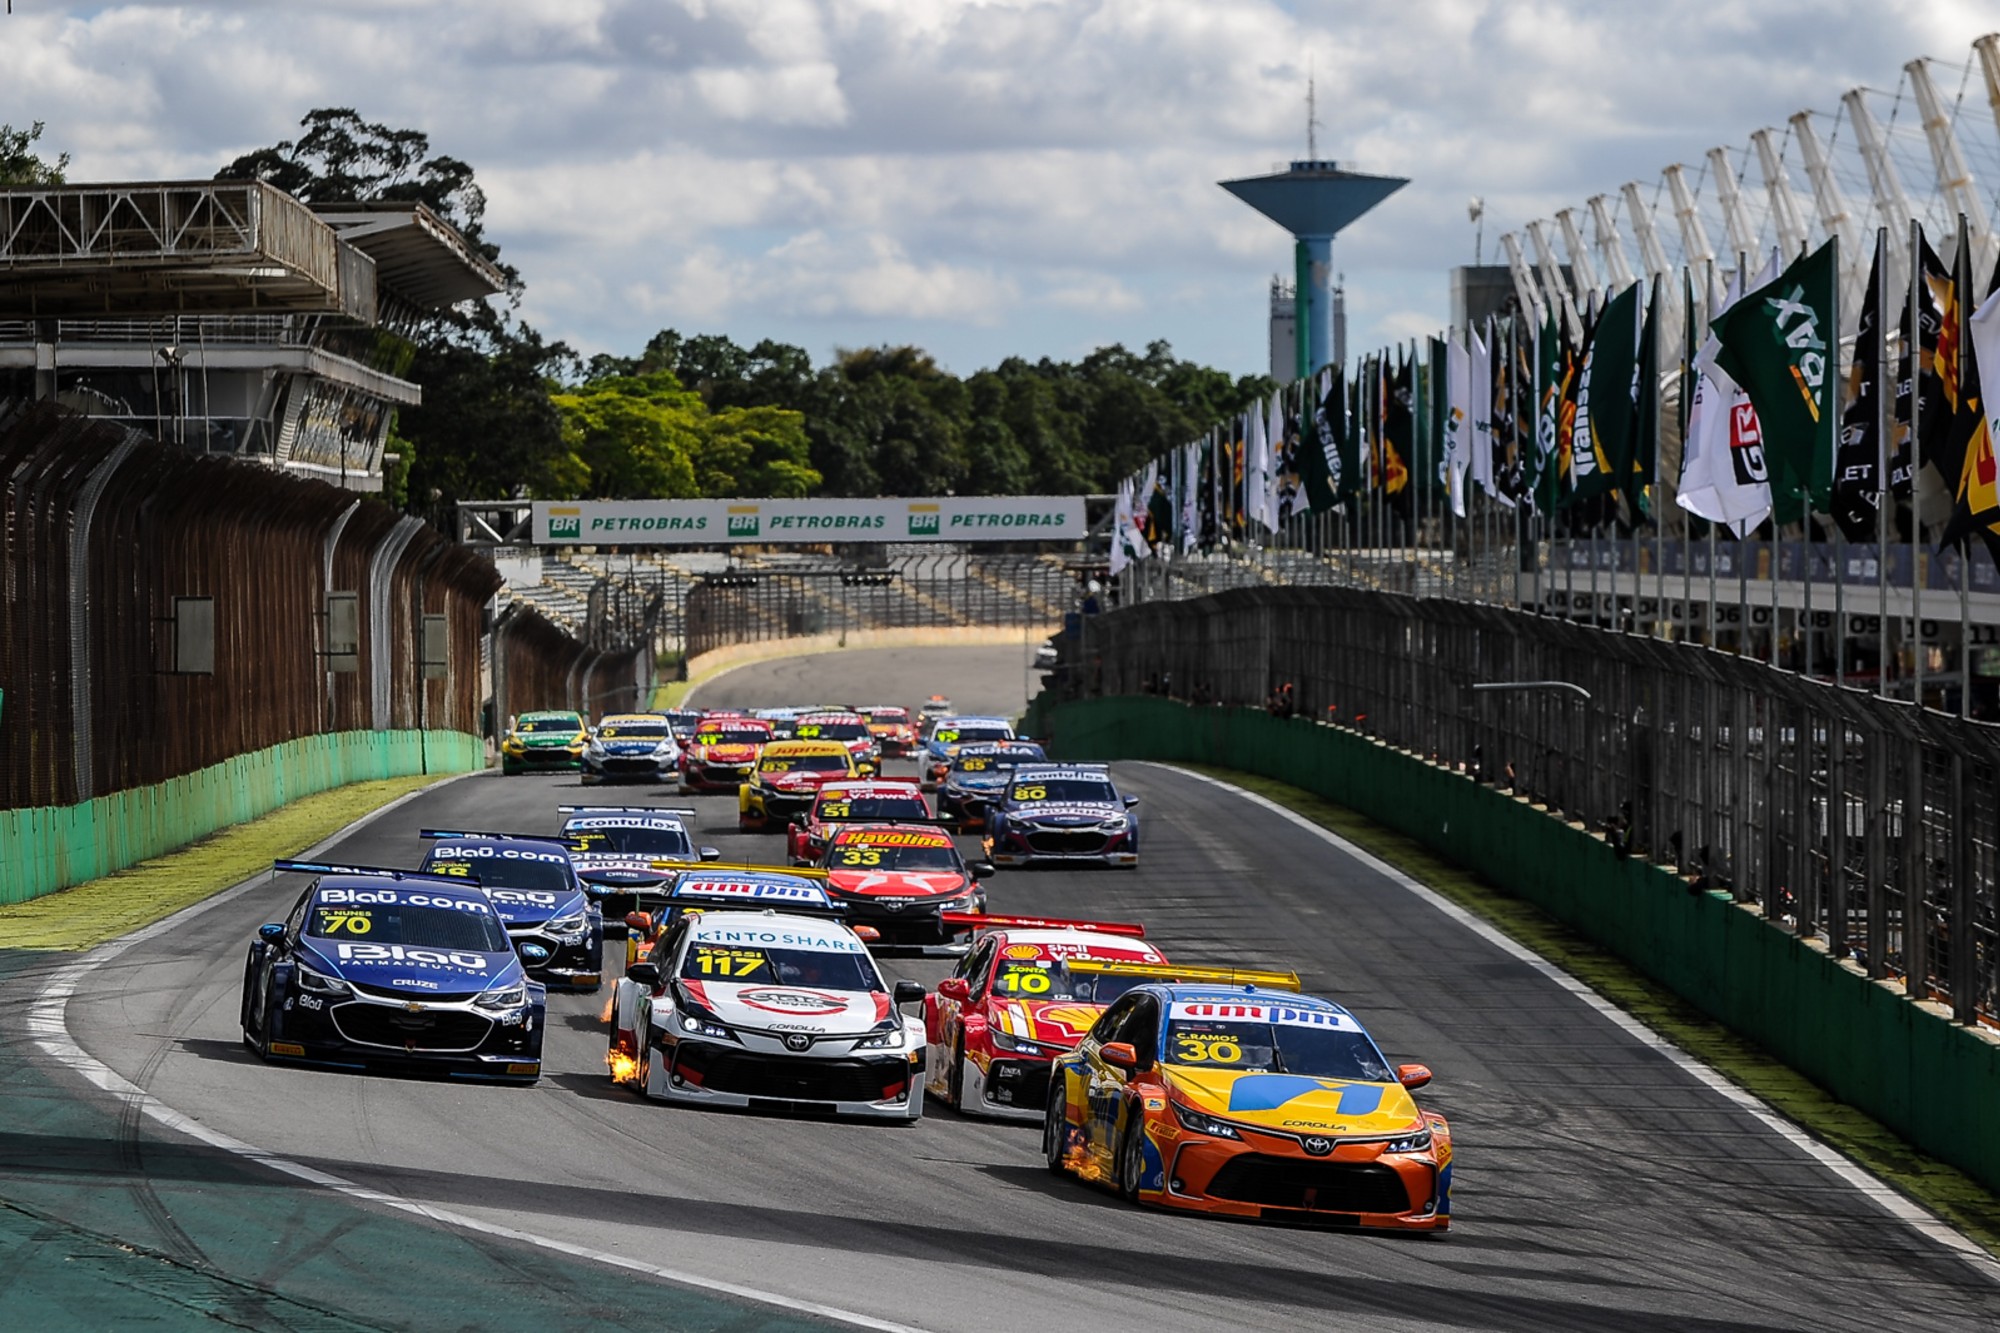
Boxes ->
[516,733,579,749]
[692,744,759,763]
[1162,1067,1423,1136]
[947,772,1008,793]
[597,740,671,755]
[487,887,585,928]
[758,770,837,793]
[570,855,675,887]
[301,939,521,993]
[680,978,890,1034]
[1008,802,1121,823]
[825,869,971,899]
[989,999,1104,1049]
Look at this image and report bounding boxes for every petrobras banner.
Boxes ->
[533,496,1086,545]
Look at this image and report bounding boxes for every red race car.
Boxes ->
[815,823,993,950]
[786,779,931,864]
[859,706,918,757]
[677,714,774,793]
[791,711,881,775]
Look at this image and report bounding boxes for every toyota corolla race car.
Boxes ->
[936,740,1046,831]
[611,905,929,1120]
[582,713,681,784]
[858,706,918,757]
[418,832,604,991]
[919,716,1018,788]
[785,779,930,864]
[242,861,544,1082]
[790,711,880,775]
[753,707,805,741]
[815,823,993,949]
[737,740,860,832]
[559,806,720,918]
[678,715,775,793]
[985,764,1140,867]
[500,709,587,775]
[1043,984,1452,1230]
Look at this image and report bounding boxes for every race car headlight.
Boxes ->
[1380,1128,1433,1154]
[474,982,527,1012]
[1171,1101,1242,1140]
[653,741,675,756]
[586,740,606,755]
[1100,816,1129,832]
[678,1013,739,1042]
[294,961,353,998]
[988,1028,1046,1056]
[545,909,589,937]
[853,1027,906,1051]
[502,737,526,753]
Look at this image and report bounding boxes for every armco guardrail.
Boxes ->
[1028,693,2000,1199]
[1053,584,2000,1028]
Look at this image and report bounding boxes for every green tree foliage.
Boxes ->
[545,371,819,501]
[0,121,69,185]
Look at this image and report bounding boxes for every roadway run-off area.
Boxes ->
[7,644,1998,1331]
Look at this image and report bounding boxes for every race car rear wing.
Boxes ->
[558,806,697,818]
[272,859,479,888]
[418,828,578,845]
[1065,959,1300,991]
[938,911,1145,938]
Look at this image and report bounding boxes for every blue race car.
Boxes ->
[582,713,681,785]
[936,740,1046,831]
[984,764,1140,868]
[558,805,721,921]
[919,715,1017,789]
[418,831,605,991]
[240,861,545,1082]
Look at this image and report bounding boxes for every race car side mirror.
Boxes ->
[966,860,996,879]
[258,922,286,944]
[936,978,971,1002]
[1100,1042,1139,1072]
[790,814,807,828]
[1397,1063,1433,1090]
[699,847,722,862]
[624,911,653,934]
[1122,795,1140,808]
[625,963,661,987]
[893,980,927,1007]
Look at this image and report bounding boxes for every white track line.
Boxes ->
[1152,763,2000,1285]
[28,770,928,1333]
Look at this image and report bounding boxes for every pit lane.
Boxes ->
[56,645,2000,1331]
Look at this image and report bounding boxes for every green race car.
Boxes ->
[501,710,588,775]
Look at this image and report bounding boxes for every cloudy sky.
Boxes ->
[3,1,1997,378]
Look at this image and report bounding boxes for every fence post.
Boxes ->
[68,436,139,803]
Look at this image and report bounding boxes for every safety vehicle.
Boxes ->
[241,860,544,1082]
[858,706,918,757]
[815,822,992,950]
[785,779,930,864]
[919,716,1017,788]
[678,715,775,793]
[935,740,1046,831]
[559,805,719,918]
[918,695,953,722]
[790,711,880,775]
[737,740,860,832]
[985,763,1139,867]
[611,903,928,1120]
[418,831,604,991]
[581,713,681,784]
[1043,984,1451,1230]
[500,709,587,775]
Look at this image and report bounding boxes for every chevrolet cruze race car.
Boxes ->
[500,709,587,775]
[659,708,706,740]
[679,715,775,793]
[815,823,993,948]
[859,706,917,757]
[418,832,604,991]
[985,764,1139,867]
[785,779,931,864]
[242,862,544,1082]
[790,712,879,775]
[936,741,1046,831]
[920,717,1017,789]
[753,707,805,741]
[560,806,719,918]
[1044,984,1452,1230]
[582,713,681,784]
[612,906,928,1120]
[737,740,859,832]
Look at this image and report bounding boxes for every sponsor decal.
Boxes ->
[333,943,492,970]
[1001,944,1044,960]
[836,831,952,848]
[488,889,563,906]
[737,988,849,1014]
[427,845,569,864]
[548,507,582,540]
[319,888,490,914]
[698,926,865,952]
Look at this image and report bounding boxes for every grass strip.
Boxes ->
[1180,760,2000,1259]
[0,773,454,952]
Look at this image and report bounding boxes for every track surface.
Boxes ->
[57,646,2000,1330]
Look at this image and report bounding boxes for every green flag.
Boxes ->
[1711,236,1839,516]
[1572,281,1640,503]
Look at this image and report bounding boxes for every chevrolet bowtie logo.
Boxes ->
[405,1002,425,1013]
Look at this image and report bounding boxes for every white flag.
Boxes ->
[1469,323,1502,502]
[1445,334,1471,517]
[1678,252,1779,536]
[1110,477,1150,574]
[1244,408,1269,534]
[1180,441,1201,550]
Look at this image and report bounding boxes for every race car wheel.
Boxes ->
[948,1033,966,1109]
[1116,1117,1146,1203]
[1042,1084,1069,1176]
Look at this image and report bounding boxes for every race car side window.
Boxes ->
[285,887,314,942]
[1123,996,1161,1068]
[963,938,1000,1000]
[1086,995,1141,1055]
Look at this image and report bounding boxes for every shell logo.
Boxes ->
[1001,944,1043,960]
[1029,1005,1103,1035]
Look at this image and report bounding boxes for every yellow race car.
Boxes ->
[737,740,858,832]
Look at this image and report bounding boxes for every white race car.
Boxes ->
[612,906,927,1121]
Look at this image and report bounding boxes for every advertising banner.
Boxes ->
[533,497,1086,545]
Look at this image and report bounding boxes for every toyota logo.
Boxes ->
[1302,1136,1334,1156]
[783,1033,812,1052]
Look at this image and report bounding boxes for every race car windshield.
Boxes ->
[569,825,693,856]
[423,853,575,892]
[1010,779,1117,804]
[597,724,671,740]
[816,796,928,820]
[307,902,510,952]
[762,754,850,773]
[517,717,581,734]
[680,942,880,990]
[935,725,1011,745]
[1163,1019,1395,1082]
[696,727,768,745]
[991,960,1151,1004]
[795,721,868,740]
[828,843,961,872]
[864,709,909,723]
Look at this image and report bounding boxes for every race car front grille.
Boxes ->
[601,757,666,773]
[1023,829,1111,855]
[515,749,577,767]
[671,1043,908,1103]
[331,1003,493,1052]
[348,982,482,1004]
[984,1060,1050,1109]
[1203,1157,1416,1214]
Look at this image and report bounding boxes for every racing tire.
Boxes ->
[1042,1083,1070,1176]
[1116,1116,1146,1204]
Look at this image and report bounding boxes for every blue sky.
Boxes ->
[3,1,1996,378]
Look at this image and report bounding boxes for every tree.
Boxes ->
[0,122,68,185]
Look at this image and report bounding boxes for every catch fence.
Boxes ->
[1059,584,2000,1027]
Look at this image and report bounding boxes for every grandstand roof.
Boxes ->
[311,202,508,309]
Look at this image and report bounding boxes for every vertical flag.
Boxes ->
[1573,281,1641,503]
[1941,243,2000,560]
[1468,324,1497,500]
[1384,352,1414,507]
[1710,236,1839,520]
[1110,476,1151,574]
[1300,367,1341,512]
[1833,236,1887,541]
[1446,332,1472,517]
[1627,280,1660,520]
[1180,440,1201,551]
[1678,253,1779,536]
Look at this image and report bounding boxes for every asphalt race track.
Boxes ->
[49,646,2000,1331]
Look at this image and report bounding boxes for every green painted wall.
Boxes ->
[1,730,485,904]
[1038,694,2000,1197]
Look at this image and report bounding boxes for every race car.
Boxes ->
[559,805,719,918]
[753,707,805,741]
[737,740,860,832]
[678,715,775,793]
[985,763,1139,867]
[918,695,953,723]
[1043,984,1452,1231]
[241,860,544,1082]
[611,904,929,1120]
[581,713,681,784]
[858,706,918,757]
[612,863,847,970]
[919,716,1018,788]
[790,711,880,775]
[935,740,1047,831]
[500,709,587,775]
[785,779,931,864]
[814,823,993,949]
[418,831,605,991]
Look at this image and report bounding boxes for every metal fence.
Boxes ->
[490,602,647,727]
[1059,584,2000,1027]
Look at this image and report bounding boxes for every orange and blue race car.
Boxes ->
[1043,983,1451,1231]
[785,779,931,864]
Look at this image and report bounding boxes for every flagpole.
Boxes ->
[1956,216,1971,719]
[1911,219,1925,710]
[1878,227,1893,697]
